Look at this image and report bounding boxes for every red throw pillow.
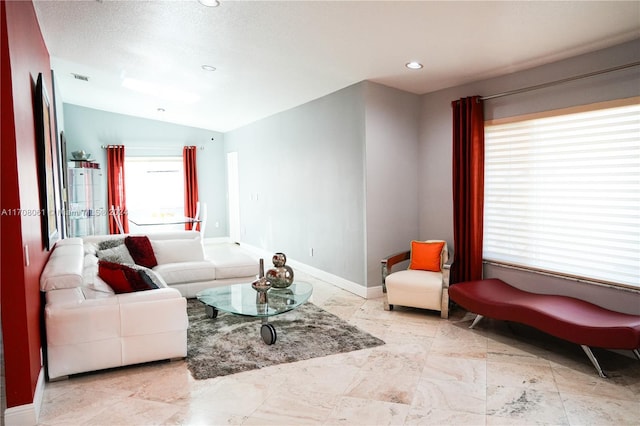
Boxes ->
[124,236,158,268]
[98,261,154,293]
[408,240,445,272]
[98,262,132,293]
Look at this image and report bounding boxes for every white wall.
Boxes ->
[419,39,640,313]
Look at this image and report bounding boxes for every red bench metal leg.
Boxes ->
[469,314,484,329]
[467,312,613,378]
[581,345,607,378]
[469,315,609,378]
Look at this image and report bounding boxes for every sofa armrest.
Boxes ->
[381,250,411,292]
[40,243,84,291]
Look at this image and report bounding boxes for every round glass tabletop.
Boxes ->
[196,281,313,318]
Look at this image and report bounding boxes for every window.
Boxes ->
[125,157,184,232]
[483,98,640,288]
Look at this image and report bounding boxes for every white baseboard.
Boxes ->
[239,243,380,299]
[366,285,384,299]
[4,367,44,426]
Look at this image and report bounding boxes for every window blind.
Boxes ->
[483,99,640,288]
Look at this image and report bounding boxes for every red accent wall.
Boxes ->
[1,0,55,409]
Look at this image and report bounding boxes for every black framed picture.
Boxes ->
[35,72,59,250]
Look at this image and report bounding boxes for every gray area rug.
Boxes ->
[186,298,385,380]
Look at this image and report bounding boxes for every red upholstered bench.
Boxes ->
[448,278,640,378]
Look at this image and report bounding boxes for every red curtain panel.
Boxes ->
[451,96,484,283]
[106,145,129,234]
[183,146,199,231]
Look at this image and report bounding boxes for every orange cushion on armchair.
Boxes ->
[408,240,445,272]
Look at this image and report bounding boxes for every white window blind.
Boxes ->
[484,99,640,288]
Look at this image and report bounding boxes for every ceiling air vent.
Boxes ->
[71,73,89,82]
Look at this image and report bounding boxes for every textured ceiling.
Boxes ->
[33,1,640,132]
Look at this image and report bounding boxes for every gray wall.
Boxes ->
[224,81,422,289]
[364,82,421,288]
[419,39,640,314]
[62,104,227,239]
[225,83,367,284]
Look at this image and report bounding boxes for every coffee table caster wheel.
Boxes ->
[261,324,277,345]
[205,305,218,319]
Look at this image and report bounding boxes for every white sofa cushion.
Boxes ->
[119,289,188,336]
[82,287,118,300]
[45,287,87,307]
[146,231,203,241]
[211,259,259,279]
[40,242,84,291]
[116,287,183,304]
[206,247,259,279]
[150,239,205,264]
[153,261,216,284]
[45,287,118,307]
[45,301,121,346]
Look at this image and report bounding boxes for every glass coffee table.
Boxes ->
[196,281,313,345]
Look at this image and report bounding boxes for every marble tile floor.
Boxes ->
[39,246,640,425]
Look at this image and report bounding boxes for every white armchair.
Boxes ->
[381,240,452,318]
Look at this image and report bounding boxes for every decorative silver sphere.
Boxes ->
[266,252,294,288]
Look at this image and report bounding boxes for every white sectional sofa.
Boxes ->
[83,231,259,298]
[40,231,259,380]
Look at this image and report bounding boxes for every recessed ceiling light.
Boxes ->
[198,0,220,7]
[405,61,423,70]
[201,65,217,72]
